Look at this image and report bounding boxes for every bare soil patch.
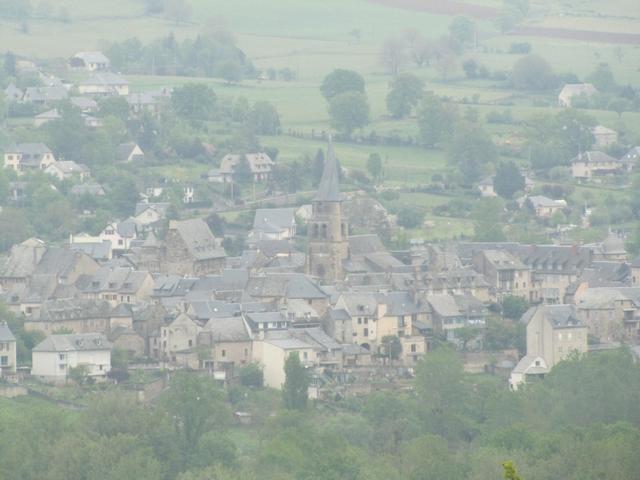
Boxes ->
[510,26,640,44]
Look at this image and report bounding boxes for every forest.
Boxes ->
[1,347,639,480]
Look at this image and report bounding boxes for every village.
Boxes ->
[0,52,638,399]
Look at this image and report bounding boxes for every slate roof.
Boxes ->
[348,234,386,256]
[72,51,110,65]
[0,322,16,342]
[520,305,583,328]
[219,153,274,174]
[24,86,68,102]
[426,294,461,318]
[202,316,251,342]
[38,298,112,322]
[81,72,128,86]
[621,146,640,163]
[570,151,621,165]
[70,183,105,197]
[252,208,295,234]
[33,333,111,352]
[77,266,149,294]
[0,238,46,278]
[245,273,326,299]
[134,202,169,217]
[169,219,226,260]
[314,139,342,202]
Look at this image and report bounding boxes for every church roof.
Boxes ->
[314,139,342,202]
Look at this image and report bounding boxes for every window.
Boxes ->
[244,348,248,357]
[303,351,308,360]
[411,344,416,353]
[222,349,226,357]
[357,318,362,325]
[188,339,193,347]
[0,356,7,366]
[363,328,369,337]
[398,316,405,327]
[364,318,368,325]
[59,354,66,361]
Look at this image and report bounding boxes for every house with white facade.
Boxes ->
[31,333,111,383]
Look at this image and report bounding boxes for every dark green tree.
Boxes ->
[493,161,525,199]
[502,295,529,320]
[417,93,458,147]
[447,121,497,184]
[473,197,506,241]
[511,55,555,91]
[328,91,369,136]
[386,72,425,118]
[232,155,253,184]
[320,69,365,100]
[449,16,475,46]
[171,83,216,120]
[282,352,309,410]
[381,335,402,361]
[249,101,280,135]
[586,62,616,92]
[366,153,383,183]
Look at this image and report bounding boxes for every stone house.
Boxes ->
[70,51,111,71]
[24,298,113,335]
[558,83,597,107]
[3,143,56,173]
[526,196,567,218]
[571,151,630,179]
[253,335,316,389]
[44,160,91,182]
[219,153,275,183]
[473,249,533,301]
[77,266,155,306]
[197,316,253,371]
[162,219,226,276]
[510,305,588,390]
[0,323,17,374]
[31,333,112,383]
[575,287,640,344]
[250,208,297,241]
[79,73,129,96]
[160,313,203,367]
[591,125,618,148]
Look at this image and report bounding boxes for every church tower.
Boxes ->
[306,139,349,283]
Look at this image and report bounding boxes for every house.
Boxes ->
[23,86,68,104]
[245,273,328,315]
[24,298,113,335]
[69,239,112,261]
[253,334,316,389]
[590,232,627,262]
[571,151,630,179]
[0,323,17,374]
[70,51,111,71]
[77,266,155,306]
[250,208,297,241]
[219,152,275,183]
[621,146,640,166]
[116,142,144,163]
[99,220,139,252]
[33,108,61,127]
[426,293,486,339]
[163,219,226,276]
[574,287,640,344]
[3,143,56,172]
[160,313,203,367]
[478,176,497,197]
[31,333,111,383]
[473,249,533,301]
[45,160,91,182]
[198,316,253,371]
[127,92,161,116]
[183,185,194,204]
[4,84,23,102]
[70,183,106,197]
[78,72,129,96]
[510,305,588,390]
[558,83,597,107]
[70,96,98,113]
[134,202,170,226]
[591,125,618,148]
[526,196,567,218]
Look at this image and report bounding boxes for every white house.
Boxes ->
[558,83,597,107]
[70,51,111,71]
[116,142,144,163]
[591,125,618,148]
[250,208,297,241]
[0,322,17,374]
[571,151,629,179]
[3,143,56,173]
[45,160,91,182]
[99,220,139,252]
[79,73,129,96]
[219,153,275,183]
[31,333,112,383]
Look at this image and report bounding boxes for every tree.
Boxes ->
[502,295,529,320]
[171,83,216,121]
[493,161,525,199]
[249,101,280,135]
[98,96,130,121]
[447,121,497,184]
[239,363,264,388]
[473,197,506,241]
[232,155,253,184]
[586,62,616,92]
[502,461,523,480]
[397,207,425,229]
[449,16,475,46]
[511,55,555,91]
[160,372,231,469]
[0,208,33,251]
[320,69,365,100]
[417,93,458,147]
[328,91,369,136]
[205,212,225,236]
[366,153,383,183]
[455,326,479,351]
[386,73,425,118]
[282,352,309,410]
[380,37,407,76]
[381,335,402,362]
[462,58,478,79]
[218,60,242,84]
